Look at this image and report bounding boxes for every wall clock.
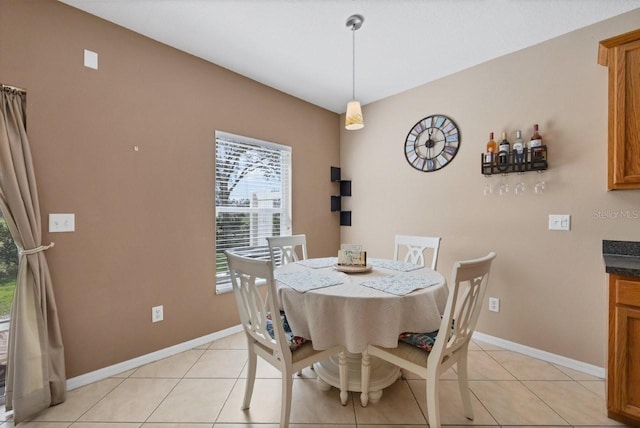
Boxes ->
[404,114,461,172]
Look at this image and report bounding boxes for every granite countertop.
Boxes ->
[603,240,640,277]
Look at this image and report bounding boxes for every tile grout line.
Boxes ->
[196,342,246,426]
[348,385,358,427]
[79,376,126,424]
[478,346,572,426]
[512,379,572,426]
[403,377,428,426]
[205,339,224,428]
[485,346,621,426]
[138,349,205,426]
[520,379,619,427]
[39,372,127,425]
[464,346,504,425]
[213,354,246,426]
[467,380,501,426]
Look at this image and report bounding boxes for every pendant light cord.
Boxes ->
[352,25,356,100]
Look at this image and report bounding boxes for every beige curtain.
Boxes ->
[0,86,66,423]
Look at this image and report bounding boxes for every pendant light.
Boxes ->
[345,14,364,130]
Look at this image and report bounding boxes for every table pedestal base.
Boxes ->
[313,352,400,406]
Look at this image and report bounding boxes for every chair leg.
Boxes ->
[456,352,474,420]
[242,348,257,410]
[360,350,371,407]
[426,373,441,428]
[339,351,348,405]
[280,375,293,428]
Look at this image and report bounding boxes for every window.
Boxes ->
[0,211,17,397]
[215,131,292,293]
[0,211,16,326]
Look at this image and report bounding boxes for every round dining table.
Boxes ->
[275,257,448,403]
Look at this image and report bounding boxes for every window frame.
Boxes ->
[214,131,292,294]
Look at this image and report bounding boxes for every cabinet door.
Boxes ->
[612,304,640,419]
[609,38,640,189]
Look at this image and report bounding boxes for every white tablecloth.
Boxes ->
[276,260,448,354]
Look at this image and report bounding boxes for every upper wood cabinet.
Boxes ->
[598,29,640,190]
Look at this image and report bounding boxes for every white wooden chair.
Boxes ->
[394,234,441,270]
[267,234,308,267]
[225,251,348,428]
[361,252,496,428]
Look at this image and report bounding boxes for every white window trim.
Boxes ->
[214,131,292,294]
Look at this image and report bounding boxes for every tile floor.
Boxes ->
[2,332,631,427]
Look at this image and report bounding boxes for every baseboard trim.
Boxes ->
[66,324,243,390]
[473,331,606,379]
[67,326,605,390]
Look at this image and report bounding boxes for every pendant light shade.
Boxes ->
[345,14,364,130]
[345,100,364,130]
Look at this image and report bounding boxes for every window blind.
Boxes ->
[215,131,292,293]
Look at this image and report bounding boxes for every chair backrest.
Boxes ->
[267,234,308,266]
[394,235,441,269]
[430,252,496,363]
[225,250,291,363]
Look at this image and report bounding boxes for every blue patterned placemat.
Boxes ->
[295,257,338,269]
[360,274,439,296]
[275,269,342,292]
[369,258,423,272]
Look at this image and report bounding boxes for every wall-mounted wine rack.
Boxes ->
[480,146,548,175]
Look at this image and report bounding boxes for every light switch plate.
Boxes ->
[84,49,98,69]
[549,214,571,231]
[49,213,75,232]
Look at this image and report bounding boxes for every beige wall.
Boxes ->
[0,0,340,377]
[341,10,640,367]
[2,0,639,378]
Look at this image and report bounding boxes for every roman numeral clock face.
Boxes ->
[404,115,461,172]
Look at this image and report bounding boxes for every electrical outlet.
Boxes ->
[152,305,163,323]
[489,297,500,313]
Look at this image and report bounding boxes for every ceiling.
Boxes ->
[59,0,640,114]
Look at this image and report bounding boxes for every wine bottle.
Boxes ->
[485,132,497,164]
[513,130,524,164]
[530,124,543,159]
[498,132,510,166]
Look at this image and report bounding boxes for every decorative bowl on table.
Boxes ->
[334,264,373,273]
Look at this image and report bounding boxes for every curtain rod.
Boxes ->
[1,83,27,93]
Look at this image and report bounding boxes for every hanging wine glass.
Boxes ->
[514,172,525,196]
[534,170,546,194]
[498,173,509,196]
[483,175,494,196]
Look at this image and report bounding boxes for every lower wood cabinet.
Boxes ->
[608,274,640,424]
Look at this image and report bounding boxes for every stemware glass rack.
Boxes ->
[480,146,548,175]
